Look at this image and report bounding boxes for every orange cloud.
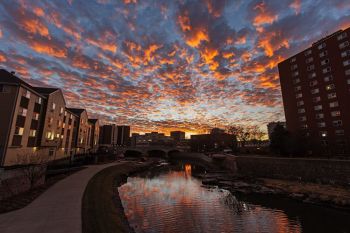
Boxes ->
[0,53,6,62]
[0,28,2,38]
[86,37,117,53]
[49,12,81,40]
[124,0,137,4]
[258,32,289,57]
[33,7,45,17]
[22,19,50,38]
[289,0,301,15]
[144,44,162,63]
[178,13,191,32]
[253,2,278,27]
[186,29,209,48]
[29,41,66,58]
[201,47,219,71]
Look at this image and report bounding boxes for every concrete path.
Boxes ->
[0,162,121,233]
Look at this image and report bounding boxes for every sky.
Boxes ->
[0,0,349,136]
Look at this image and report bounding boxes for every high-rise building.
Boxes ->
[278,27,350,156]
[170,131,185,141]
[116,125,130,146]
[99,124,117,146]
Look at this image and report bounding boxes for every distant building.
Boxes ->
[190,128,236,152]
[116,125,130,146]
[88,119,100,153]
[278,27,350,156]
[99,124,117,146]
[132,132,174,147]
[267,122,286,140]
[170,131,185,141]
[210,128,225,135]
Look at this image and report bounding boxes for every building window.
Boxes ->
[24,90,31,99]
[308,72,316,79]
[346,69,350,76]
[317,42,326,50]
[305,57,314,63]
[36,97,42,104]
[319,131,328,137]
[312,96,321,102]
[19,107,27,117]
[293,78,300,84]
[307,65,315,71]
[290,64,298,70]
[314,105,323,111]
[296,93,303,99]
[299,116,307,122]
[319,50,328,58]
[337,32,348,41]
[49,117,53,125]
[15,127,24,135]
[341,50,350,58]
[343,60,350,67]
[335,130,345,136]
[294,86,302,91]
[339,41,349,49]
[52,103,56,110]
[316,113,324,119]
[347,79,350,84]
[331,111,341,117]
[321,59,329,66]
[292,71,299,77]
[327,93,337,99]
[322,67,331,74]
[304,50,312,56]
[33,112,39,120]
[290,57,296,63]
[329,101,339,108]
[311,88,319,94]
[46,131,54,140]
[324,75,333,82]
[0,84,9,93]
[297,100,304,106]
[309,80,318,86]
[298,108,305,114]
[317,122,326,128]
[325,84,335,90]
[49,149,55,156]
[301,124,308,129]
[60,107,64,114]
[29,129,36,137]
[333,120,343,127]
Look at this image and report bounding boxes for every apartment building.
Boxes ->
[116,125,130,146]
[67,108,91,155]
[88,119,100,153]
[99,124,118,146]
[278,27,350,156]
[0,70,46,166]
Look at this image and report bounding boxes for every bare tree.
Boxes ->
[250,125,265,146]
[16,153,48,189]
[227,125,251,148]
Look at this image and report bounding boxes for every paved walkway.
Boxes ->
[0,162,120,233]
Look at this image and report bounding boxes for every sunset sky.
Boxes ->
[0,0,349,136]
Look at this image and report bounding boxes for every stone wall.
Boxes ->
[235,156,350,186]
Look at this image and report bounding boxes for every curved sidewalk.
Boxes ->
[0,162,120,233]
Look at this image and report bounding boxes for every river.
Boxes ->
[118,163,350,233]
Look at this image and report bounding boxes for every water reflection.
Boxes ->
[119,164,304,233]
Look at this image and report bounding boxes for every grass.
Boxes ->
[81,160,156,233]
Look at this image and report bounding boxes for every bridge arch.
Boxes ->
[147,149,167,158]
[168,149,181,157]
[124,149,143,158]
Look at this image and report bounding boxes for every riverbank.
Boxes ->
[82,158,161,233]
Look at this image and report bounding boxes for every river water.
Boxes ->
[118,164,350,233]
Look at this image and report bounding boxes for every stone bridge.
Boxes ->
[123,146,183,158]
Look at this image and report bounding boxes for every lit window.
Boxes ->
[327,93,336,99]
[52,103,56,110]
[29,130,36,137]
[314,105,323,111]
[37,97,42,104]
[24,90,31,98]
[19,108,27,117]
[329,101,339,108]
[325,84,335,90]
[33,112,39,120]
[341,50,350,58]
[15,127,24,135]
[60,107,64,114]
[331,111,341,117]
[319,131,327,137]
